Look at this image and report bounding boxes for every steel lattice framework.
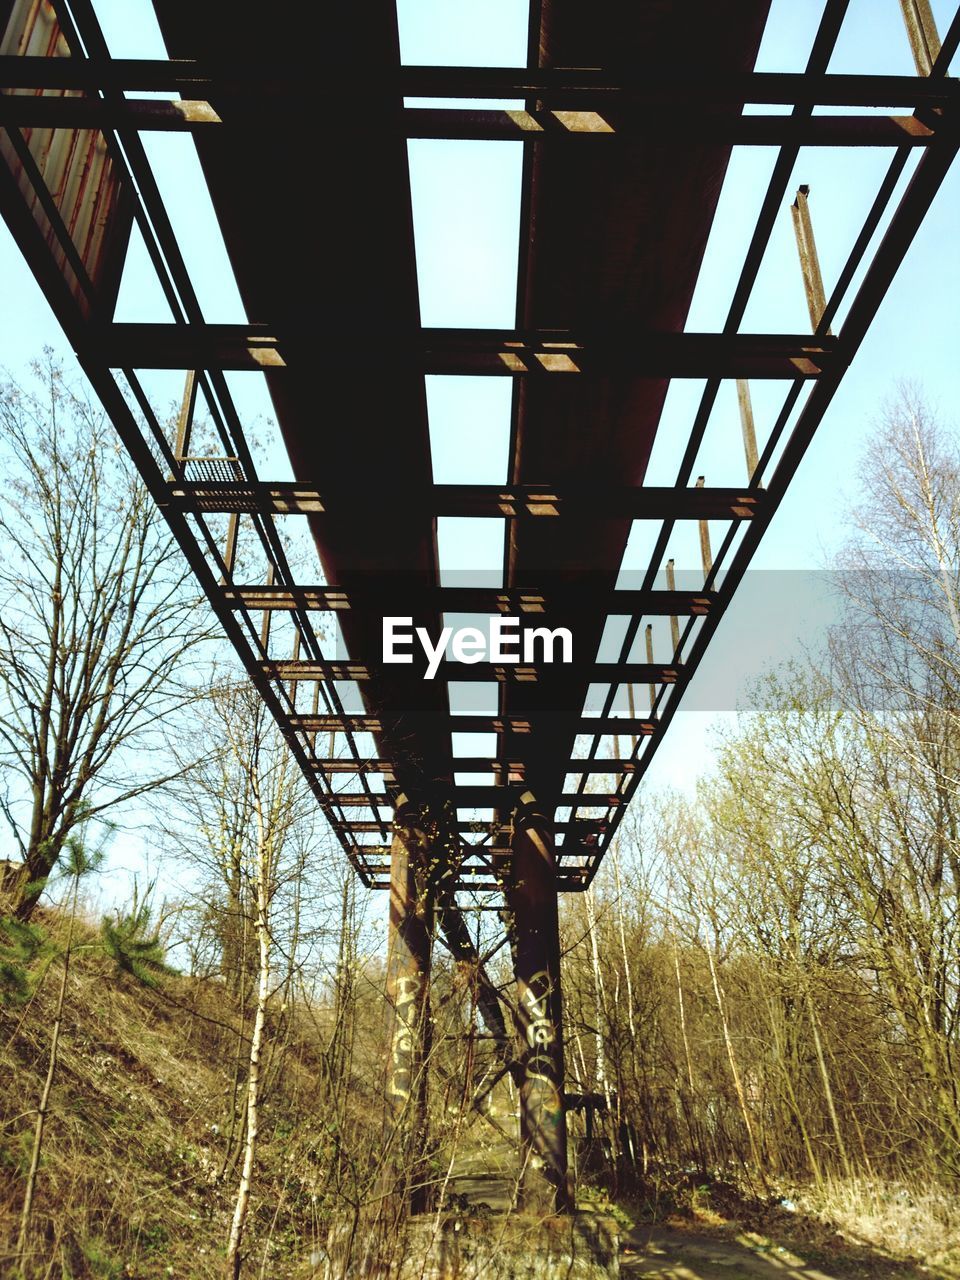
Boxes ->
[1,0,958,900]
[3,0,959,1215]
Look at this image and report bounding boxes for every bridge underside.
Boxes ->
[1,0,957,1213]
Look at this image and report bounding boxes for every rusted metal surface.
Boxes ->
[791,185,833,335]
[166,480,765,522]
[0,89,942,147]
[2,57,958,107]
[900,0,942,75]
[0,0,955,901]
[261,659,679,686]
[696,477,713,579]
[218,583,715,616]
[0,0,956,901]
[0,0,130,318]
[736,379,761,482]
[94,320,839,378]
[172,370,197,462]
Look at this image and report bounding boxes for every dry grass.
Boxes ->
[0,907,340,1279]
[794,1177,960,1276]
[3,906,959,1279]
[614,1167,959,1278]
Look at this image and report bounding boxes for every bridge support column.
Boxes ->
[384,799,434,1214]
[508,791,572,1214]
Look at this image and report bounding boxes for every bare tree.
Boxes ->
[160,681,316,1278]
[0,355,212,919]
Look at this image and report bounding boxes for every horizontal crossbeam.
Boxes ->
[0,93,940,147]
[169,480,762,521]
[403,109,938,147]
[264,660,680,684]
[289,713,656,736]
[312,758,645,775]
[0,58,955,108]
[226,584,715,616]
[329,790,630,808]
[95,323,837,379]
[344,817,607,833]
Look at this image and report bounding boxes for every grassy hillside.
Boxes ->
[3,905,959,1280]
[0,906,345,1279]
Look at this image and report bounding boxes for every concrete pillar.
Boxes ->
[507,790,572,1213]
[384,797,434,1214]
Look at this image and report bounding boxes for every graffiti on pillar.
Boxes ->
[388,972,422,1104]
[519,969,562,1120]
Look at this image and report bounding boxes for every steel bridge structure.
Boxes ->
[1,0,957,1213]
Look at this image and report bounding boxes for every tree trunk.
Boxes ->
[17,874,80,1268]
[224,797,271,1278]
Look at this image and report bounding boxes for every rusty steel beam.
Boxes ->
[168,480,763,521]
[1,58,956,108]
[225,584,715,616]
[398,67,960,108]
[791,186,833,334]
[403,108,940,147]
[582,70,960,883]
[506,792,571,1212]
[262,659,681,684]
[899,0,942,75]
[94,322,837,379]
[345,818,606,834]
[736,379,761,481]
[0,0,955,907]
[0,93,942,148]
[329,789,630,808]
[289,713,656,737]
[0,94,221,129]
[311,758,648,776]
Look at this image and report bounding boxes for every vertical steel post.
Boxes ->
[899,0,941,75]
[696,475,713,579]
[665,559,681,654]
[259,564,274,653]
[508,790,571,1213]
[219,512,239,585]
[626,680,639,752]
[384,796,434,1214]
[645,623,655,711]
[736,378,761,483]
[791,185,832,334]
[173,369,197,466]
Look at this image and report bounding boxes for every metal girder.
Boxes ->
[263,659,680,684]
[330,790,631,808]
[224,584,715,615]
[1,57,956,108]
[344,818,607,833]
[0,0,955,904]
[310,758,646,776]
[95,323,838,379]
[899,0,943,75]
[402,108,940,148]
[168,480,763,521]
[0,93,943,147]
[288,714,656,737]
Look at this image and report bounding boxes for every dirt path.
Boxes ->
[622,1225,843,1279]
[621,1223,932,1280]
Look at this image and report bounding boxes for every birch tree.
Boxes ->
[167,684,314,1279]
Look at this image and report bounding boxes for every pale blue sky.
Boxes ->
[0,0,957,813]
